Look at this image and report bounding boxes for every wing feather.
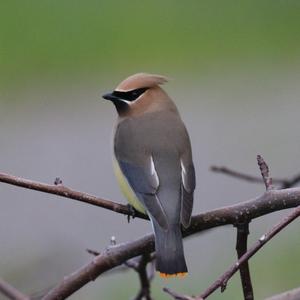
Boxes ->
[118,159,168,230]
[180,161,196,228]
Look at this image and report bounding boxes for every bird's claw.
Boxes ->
[127,204,136,223]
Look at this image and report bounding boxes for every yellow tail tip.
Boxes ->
[159,272,188,278]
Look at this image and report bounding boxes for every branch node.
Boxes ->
[234,220,251,232]
[220,280,227,293]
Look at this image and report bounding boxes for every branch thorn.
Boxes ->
[110,236,116,246]
[86,248,100,256]
[54,177,63,185]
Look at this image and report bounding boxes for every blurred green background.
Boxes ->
[1,0,300,88]
[1,1,300,299]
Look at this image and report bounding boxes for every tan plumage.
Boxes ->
[103,73,196,276]
[116,73,168,91]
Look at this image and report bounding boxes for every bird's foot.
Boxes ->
[127,204,137,223]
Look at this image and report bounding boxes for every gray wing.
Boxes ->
[118,159,168,230]
[180,154,196,228]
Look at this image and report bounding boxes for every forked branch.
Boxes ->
[164,156,299,300]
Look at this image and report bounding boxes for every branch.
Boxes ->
[231,155,267,300]
[41,234,155,300]
[201,205,300,298]
[211,166,272,184]
[0,172,147,220]
[40,186,300,300]
[211,167,300,189]
[265,287,300,300]
[0,278,30,300]
[235,223,253,300]
[163,288,195,300]
[282,175,300,189]
[129,253,155,300]
[88,238,155,300]
[2,162,300,300]
[164,205,300,300]
[88,248,156,298]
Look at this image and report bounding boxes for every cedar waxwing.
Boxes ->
[102,73,196,277]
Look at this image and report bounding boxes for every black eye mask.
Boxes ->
[112,87,149,102]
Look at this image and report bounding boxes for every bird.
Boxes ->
[102,73,195,278]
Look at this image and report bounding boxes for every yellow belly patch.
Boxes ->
[112,157,146,214]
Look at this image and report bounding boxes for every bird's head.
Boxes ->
[102,73,175,116]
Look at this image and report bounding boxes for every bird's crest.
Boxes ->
[116,73,168,92]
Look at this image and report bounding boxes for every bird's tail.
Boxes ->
[153,222,188,278]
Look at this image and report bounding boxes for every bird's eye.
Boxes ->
[129,88,148,100]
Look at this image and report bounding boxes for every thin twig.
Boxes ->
[0,278,30,300]
[281,174,300,189]
[132,253,154,300]
[163,288,196,300]
[235,223,253,300]
[211,166,300,189]
[0,172,147,220]
[147,255,156,282]
[265,287,300,300]
[211,166,286,185]
[257,155,273,190]
[165,205,300,300]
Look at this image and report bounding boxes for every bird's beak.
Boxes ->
[102,92,119,101]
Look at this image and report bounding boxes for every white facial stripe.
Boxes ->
[133,93,144,103]
[120,93,145,105]
[119,99,131,105]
